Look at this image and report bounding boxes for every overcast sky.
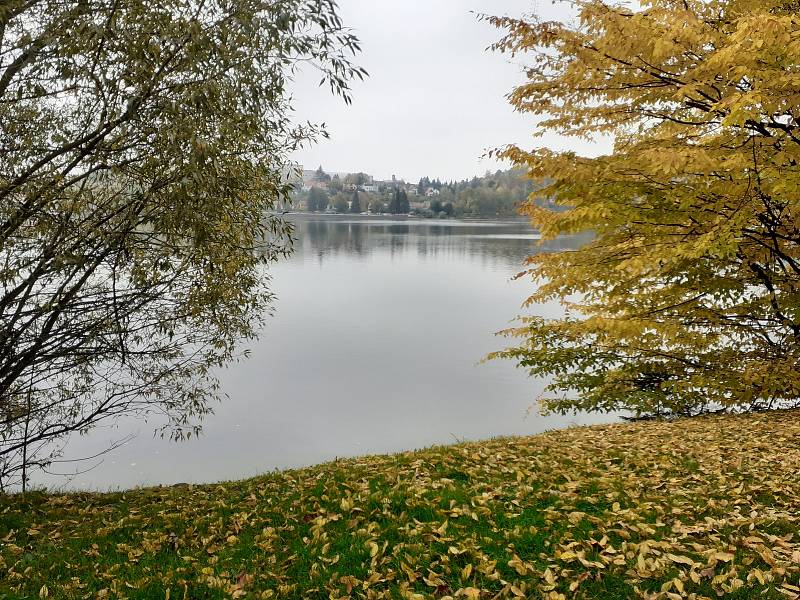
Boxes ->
[290,0,609,183]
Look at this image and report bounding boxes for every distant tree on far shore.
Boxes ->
[315,166,331,182]
[350,191,362,213]
[388,189,400,214]
[418,177,430,196]
[329,175,344,194]
[398,189,410,214]
[369,198,385,214]
[334,194,350,213]
[308,187,328,212]
[344,172,370,187]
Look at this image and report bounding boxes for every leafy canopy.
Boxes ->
[0,0,363,488]
[489,0,800,417]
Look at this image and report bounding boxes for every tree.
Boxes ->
[388,188,408,214]
[350,191,362,214]
[329,175,344,194]
[333,194,350,213]
[388,189,400,214]
[369,197,385,214]
[410,168,540,218]
[418,177,430,196]
[307,187,328,212]
[315,166,331,183]
[398,189,410,214]
[488,0,800,418]
[344,172,369,187]
[0,0,364,489]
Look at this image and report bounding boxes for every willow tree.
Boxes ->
[489,0,800,418]
[0,0,364,489]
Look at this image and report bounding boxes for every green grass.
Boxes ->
[2,410,800,599]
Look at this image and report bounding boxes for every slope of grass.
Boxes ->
[2,410,800,599]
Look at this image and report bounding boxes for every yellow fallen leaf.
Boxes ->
[401,563,417,582]
[568,511,586,524]
[508,555,527,575]
[713,552,735,562]
[667,553,695,566]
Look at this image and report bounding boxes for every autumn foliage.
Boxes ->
[3,411,800,598]
[0,0,363,488]
[489,0,800,417]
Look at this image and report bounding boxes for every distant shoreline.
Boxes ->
[283,212,531,223]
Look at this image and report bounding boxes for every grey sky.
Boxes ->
[291,1,608,183]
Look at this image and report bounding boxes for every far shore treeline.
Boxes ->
[290,167,560,218]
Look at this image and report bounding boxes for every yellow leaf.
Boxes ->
[667,553,695,566]
[401,563,417,582]
[713,552,735,562]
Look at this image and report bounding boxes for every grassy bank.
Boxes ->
[2,411,800,600]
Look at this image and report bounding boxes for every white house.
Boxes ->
[425,188,440,197]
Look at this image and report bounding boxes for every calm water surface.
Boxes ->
[37,215,613,491]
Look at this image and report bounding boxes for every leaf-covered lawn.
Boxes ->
[2,411,800,600]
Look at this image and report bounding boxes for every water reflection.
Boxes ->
[294,215,584,270]
[35,215,608,492]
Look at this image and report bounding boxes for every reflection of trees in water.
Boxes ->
[292,216,590,269]
[300,219,368,263]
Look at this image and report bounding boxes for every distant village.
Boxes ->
[289,165,549,218]
[292,166,443,215]
[300,168,441,197]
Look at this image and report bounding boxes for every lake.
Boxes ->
[35,215,613,491]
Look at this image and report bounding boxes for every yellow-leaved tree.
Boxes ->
[489,0,800,417]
